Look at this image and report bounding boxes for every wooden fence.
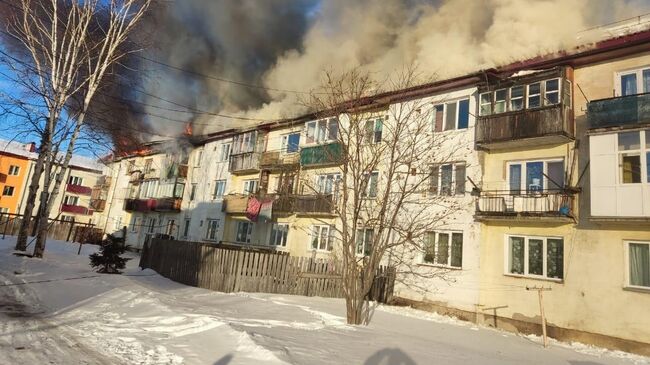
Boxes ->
[139,239,395,303]
[0,212,102,243]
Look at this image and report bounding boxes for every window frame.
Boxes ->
[510,85,524,111]
[213,180,227,199]
[68,176,83,186]
[479,92,492,116]
[235,221,253,244]
[421,231,463,269]
[281,132,301,154]
[494,88,508,114]
[429,162,466,196]
[182,218,191,239]
[616,130,648,185]
[625,240,650,291]
[2,186,15,197]
[220,143,232,162]
[311,225,333,251]
[362,171,379,198]
[8,165,20,176]
[63,195,79,206]
[356,228,374,257]
[616,67,650,96]
[305,118,338,145]
[506,158,565,193]
[504,234,564,281]
[242,179,259,194]
[526,82,542,109]
[269,223,289,247]
[205,219,220,241]
[543,78,561,106]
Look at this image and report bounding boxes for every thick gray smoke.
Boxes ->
[137,0,650,138]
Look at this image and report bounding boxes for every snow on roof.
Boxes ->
[0,138,103,172]
[69,154,104,172]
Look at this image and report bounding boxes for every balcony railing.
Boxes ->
[274,194,335,215]
[300,142,343,167]
[89,198,106,212]
[475,190,575,220]
[223,194,249,214]
[587,92,650,129]
[155,197,182,212]
[259,151,300,170]
[123,197,181,212]
[129,171,143,183]
[66,184,92,195]
[95,175,112,189]
[61,204,92,215]
[229,152,261,174]
[475,103,573,149]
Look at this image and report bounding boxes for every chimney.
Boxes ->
[24,142,36,152]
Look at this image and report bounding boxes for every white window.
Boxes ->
[627,241,650,289]
[68,176,83,186]
[243,179,259,194]
[316,173,341,195]
[506,235,564,280]
[8,165,20,176]
[130,216,140,233]
[195,150,203,167]
[507,159,565,193]
[140,180,159,198]
[617,67,650,96]
[510,86,524,111]
[494,89,507,113]
[213,180,226,199]
[617,130,649,184]
[182,219,191,238]
[189,183,197,201]
[423,231,463,268]
[281,133,301,154]
[269,223,289,247]
[0,207,10,214]
[443,99,470,131]
[2,186,15,196]
[311,225,333,251]
[61,215,74,222]
[206,219,220,241]
[220,143,231,162]
[63,195,79,205]
[364,118,383,144]
[356,228,374,256]
[233,131,257,154]
[165,219,175,236]
[114,216,122,231]
[305,118,338,144]
[362,171,379,198]
[235,221,253,243]
[429,163,466,196]
[144,159,153,174]
[147,218,156,233]
[527,82,541,108]
[544,79,560,105]
[479,92,492,116]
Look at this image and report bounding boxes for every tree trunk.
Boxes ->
[32,152,55,258]
[15,131,51,251]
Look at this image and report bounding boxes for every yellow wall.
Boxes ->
[0,154,30,214]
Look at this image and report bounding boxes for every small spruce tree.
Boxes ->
[89,234,131,274]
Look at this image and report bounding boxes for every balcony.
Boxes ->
[223,194,249,214]
[229,152,261,174]
[123,197,181,213]
[474,190,575,222]
[129,171,143,183]
[66,184,92,195]
[273,194,335,215]
[259,151,300,170]
[61,204,93,215]
[89,198,106,212]
[155,197,182,212]
[95,175,112,189]
[587,92,650,129]
[300,142,343,167]
[475,104,573,150]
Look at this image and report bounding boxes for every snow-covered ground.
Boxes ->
[0,237,648,365]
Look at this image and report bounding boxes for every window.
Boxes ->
[316,173,341,196]
[68,176,83,186]
[243,179,259,194]
[362,171,379,198]
[479,92,492,116]
[182,219,191,238]
[627,241,650,288]
[618,131,643,184]
[432,104,444,132]
[507,235,564,279]
[508,159,564,193]
[213,180,226,199]
[365,118,383,143]
[189,183,197,201]
[61,215,74,222]
[618,67,650,96]
[220,143,231,162]
[443,99,470,131]
[147,218,156,234]
[114,216,122,231]
[144,159,153,174]
[140,180,159,198]
[423,231,463,268]
[165,219,175,236]
[429,163,465,196]
[311,225,333,251]
[130,217,140,233]
[494,89,507,113]
[2,186,14,196]
[233,131,258,154]
[269,223,288,247]
[306,118,338,144]
[8,165,20,175]
[195,150,203,167]
[356,228,374,256]
[235,221,253,243]
[281,133,301,154]
[206,219,220,241]
[544,79,560,105]
[527,82,541,108]
[510,86,524,111]
[63,195,79,205]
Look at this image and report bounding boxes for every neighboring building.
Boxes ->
[0,140,36,215]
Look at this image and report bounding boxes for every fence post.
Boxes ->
[122,226,127,248]
[66,218,76,242]
[1,213,7,240]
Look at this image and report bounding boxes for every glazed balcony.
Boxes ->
[95,175,112,189]
[66,183,92,195]
[259,151,300,170]
[229,152,261,174]
[89,198,106,212]
[475,190,575,222]
[587,92,650,129]
[475,103,574,150]
[300,142,343,167]
[61,204,92,215]
[223,194,249,214]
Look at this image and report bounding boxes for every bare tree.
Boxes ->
[302,69,465,325]
[1,0,150,256]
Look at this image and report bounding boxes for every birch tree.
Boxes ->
[1,0,150,257]
[303,69,465,325]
